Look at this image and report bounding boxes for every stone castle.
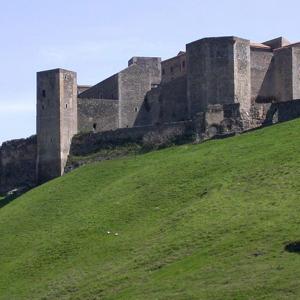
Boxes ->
[2,35,300,194]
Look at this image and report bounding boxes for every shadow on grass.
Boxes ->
[284,241,300,254]
[0,194,19,209]
[0,187,31,209]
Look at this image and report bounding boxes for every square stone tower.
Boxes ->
[186,36,251,117]
[274,45,300,102]
[36,69,77,184]
[119,57,161,128]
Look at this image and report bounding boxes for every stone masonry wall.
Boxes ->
[77,85,91,95]
[135,76,188,126]
[78,74,119,100]
[274,47,293,102]
[36,69,61,183]
[118,57,161,128]
[234,37,251,112]
[59,70,78,181]
[250,99,300,128]
[250,47,275,103]
[292,47,300,99]
[187,37,251,117]
[0,135,37,195]
[69,122,194,157]
[187,37,236,116]
[36,69,77,184]
[78,98,119,133]
[161,52,186,84]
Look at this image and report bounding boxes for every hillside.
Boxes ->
[0,120,300,300]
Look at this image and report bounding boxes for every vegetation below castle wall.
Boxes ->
[1,119,300,299]
[66,143,143,172]
[66,122,195,172]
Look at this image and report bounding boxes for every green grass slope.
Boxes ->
[1,120,300,300]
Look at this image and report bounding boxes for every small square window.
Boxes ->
[42,90,46,97]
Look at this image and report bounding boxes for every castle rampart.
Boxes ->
[77,98,119,133]
[161,52,186,84]
[250,44,274,103]
[187,37,251,117]
[0,136,37,195]
[36,69,77,184]
[135,76,188,126]
[78,74,119,100]
[2,34,300,195]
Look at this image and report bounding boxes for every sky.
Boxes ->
[1,0,300,144]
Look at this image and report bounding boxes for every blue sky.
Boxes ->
[1,0,300,144]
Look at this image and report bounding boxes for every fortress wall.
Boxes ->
[77,85,91,95]
[135,76,188,126]
[187,37,236,116]
[187,37,251,116]
[250,99,300,127]
[292,47,300,99]
[276,99,300,121]
[37,69,77,184]
[119,58,161,128]
[60,71,78,175]
[263,37,290,49]
[233,38,251,112]
[78,74,119,99]
[274,47,293,102]
[159,76,188,123]
[36,70,61,182]
[69,121,193,157]
[78,98,119,133]
[134,87,161,126]
[161,52,186,84]
[250,48,275,103]
[201,104,243,138]
[0,136,37,195]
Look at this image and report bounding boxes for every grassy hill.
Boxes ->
[0,120,300,300]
